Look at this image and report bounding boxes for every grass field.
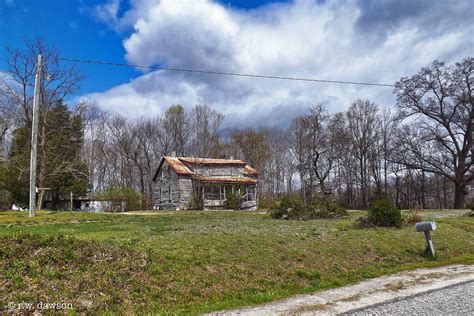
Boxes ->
[1,209,473,314]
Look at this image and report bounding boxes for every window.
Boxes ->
[168,186,171,201]
[243,186,256,202]
[204,185,225,200]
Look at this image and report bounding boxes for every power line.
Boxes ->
[59,57,395,87]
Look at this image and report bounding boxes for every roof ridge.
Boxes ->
[178,156,247,164]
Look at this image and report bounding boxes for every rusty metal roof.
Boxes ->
[152,156,193,181]
[193,176,257,185]
[244,165,258,176]
[179,157,247,165]
[153,156,259,182]
[164,156,194,175]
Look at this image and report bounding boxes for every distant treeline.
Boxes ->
[0,39,472,210]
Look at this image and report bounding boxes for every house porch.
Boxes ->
[199,181,257,210]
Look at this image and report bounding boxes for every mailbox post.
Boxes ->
[415,221,437,257]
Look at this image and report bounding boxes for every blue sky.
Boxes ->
[0,0,287,95]
[1,0,473,127]
[1,0,136,93]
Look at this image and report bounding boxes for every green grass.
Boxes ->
[0,210,473,314]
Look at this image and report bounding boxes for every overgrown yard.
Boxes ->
[0,210,473,314]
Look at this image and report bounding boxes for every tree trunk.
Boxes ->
[435,177,440,209]
[360,158,367,209]
[421,170,426,209]
[443,177,448,208]
[287,174,293,193]
[347,183,353,209]
[453,182,465,209]
[37,190,44,210]
[300,171,306,203]
[453,155,467,209]
[383,157,388,193]
[395,176,400,208]
[0,138,4,160]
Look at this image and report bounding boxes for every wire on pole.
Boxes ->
[59,57,395,87]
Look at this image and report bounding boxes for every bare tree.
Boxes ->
[347,99,380,209]
[2,38,83,126]
[131,117,162,208]
[78,101,110,192]
[163,105,191,156]
[2,38,84,195]
[0,89,15,159]
[289,116,310,202]
[265,127,289,195]
[232,127,270,195]
[378,108,398,192]
[332,112,361,207]
[190,104,224,158]
[394,58,473,208]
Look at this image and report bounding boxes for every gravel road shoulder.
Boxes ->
[343,280,473,315]
[208,265,474,315]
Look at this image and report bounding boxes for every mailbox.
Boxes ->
[415,221,437,257]
[415,221,437,232]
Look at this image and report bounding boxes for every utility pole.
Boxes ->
[29,54,42,217]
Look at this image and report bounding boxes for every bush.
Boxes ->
[270,196,347,220]
[188,188,204,210]
[364,194,402,228]
[0,189,12,210]
[270,195,305,220]
[225,190,241,210]
[96,187,142,212]
[310,200,347,219]
[402,210,422,225]
[257,195,276,210]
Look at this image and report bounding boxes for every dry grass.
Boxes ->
[0,210,473,314]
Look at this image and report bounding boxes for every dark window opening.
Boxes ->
[204,185,225,200]
[243,186,256,202]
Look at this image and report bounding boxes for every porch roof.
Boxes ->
[193,176,257,185]
[244,165,258,176]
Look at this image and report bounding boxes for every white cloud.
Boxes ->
[91,0,121,26]
[86,0,474,127]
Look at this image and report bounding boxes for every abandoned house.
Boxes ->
[152,155,258,210]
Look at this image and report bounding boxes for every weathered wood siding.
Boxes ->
[154,161,181,210]
[188,165,244,177]
[241,200,257,210]
[178,176,193,209]
[204,199,226,208]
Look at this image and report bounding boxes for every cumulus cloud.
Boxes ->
[86,0,474,128]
